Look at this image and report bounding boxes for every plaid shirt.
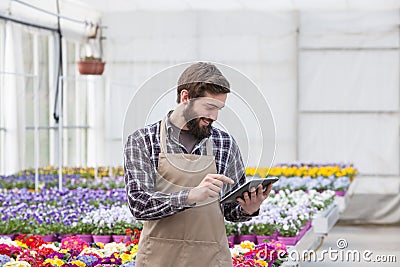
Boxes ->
[124,113,256,222]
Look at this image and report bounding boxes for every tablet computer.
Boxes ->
[220,177,279,204]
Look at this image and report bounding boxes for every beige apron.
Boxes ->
[135,118,232,267]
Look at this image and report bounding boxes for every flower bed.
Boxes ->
[1,187,334,246]
[0,167,124,190]
[246,163,356,193]
[226,190,335,246]
[247,163,357,179]
[1,163,356,191]
[0,189,141,236]
[0,235,138,267]
[0,236,288,267]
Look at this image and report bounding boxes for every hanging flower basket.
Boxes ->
[78,25,106,75]
[78,59,105,75]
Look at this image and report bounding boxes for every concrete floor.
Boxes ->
[300,224,400,267]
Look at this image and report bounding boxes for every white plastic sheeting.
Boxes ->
[105,10,298,166]
[299,51,399,111]
[300,11,399,48]
[299,114,399,175]
[298,10,400,223]
[0,23,27,175]
[298,10,399,175]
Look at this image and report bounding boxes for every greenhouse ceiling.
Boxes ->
[1,0,400,15]
[77,0,400,12]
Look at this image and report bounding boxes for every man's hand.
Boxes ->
[187,174,234,205]
[237,183,273,215]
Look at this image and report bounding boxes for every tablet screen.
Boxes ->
[220,177,279,204]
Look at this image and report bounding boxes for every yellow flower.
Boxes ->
[14,240,28,249]
[246,168,256,176]
[130,244,138,255]
[239,241,254,250]
[255,260,267,266]
[96,242,104,249]
[53,259,65,267]
[121,253,133,263]
[43,259,64,267]
[71,260,86,267]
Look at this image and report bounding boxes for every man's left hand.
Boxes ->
[237,183,273,215]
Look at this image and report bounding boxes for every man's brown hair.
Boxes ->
[177,62,230,103]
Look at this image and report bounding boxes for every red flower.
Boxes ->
[15,234,45,249]
[125,229,132,235]
[61,236,89,252]
[0,244,22,258]
[38,247,56,257]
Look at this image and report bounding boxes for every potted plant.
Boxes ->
[111,221,132,243]
[125,227,141,245]
[225,222,239,245]
[92,223,113,244]
[276,223,299,246]
[78,25,106,75]
[237,222,256,243]
[252,223,276,244]
[34,223,57,242]
[74,222,95,243]
[0,218,20,240]
[333,176,350,196]
[78,56,105,75]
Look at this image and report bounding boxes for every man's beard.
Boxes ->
[183,105,213,139]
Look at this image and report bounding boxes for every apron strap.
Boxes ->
[160,118,168,153]
[160,117,214,156]
[205,138,213,156]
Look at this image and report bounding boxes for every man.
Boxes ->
[124,62,272,267]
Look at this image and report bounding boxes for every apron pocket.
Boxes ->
[141,236,186,267]
[183,239,222,266]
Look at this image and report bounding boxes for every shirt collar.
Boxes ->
[164,110,212,151]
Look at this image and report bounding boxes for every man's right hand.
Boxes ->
[187,174,234,205]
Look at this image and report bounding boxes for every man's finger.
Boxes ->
[208,183,221,193]
[209,174,234,184]
[243,191,250,202]
[250,187,257,202]
[263,183,273,197]
[208,190,219,198]
[210,179,224,189]
[257,184,264,199]
[237,197,245,205]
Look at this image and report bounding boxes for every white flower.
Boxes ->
[0,237,17,246]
